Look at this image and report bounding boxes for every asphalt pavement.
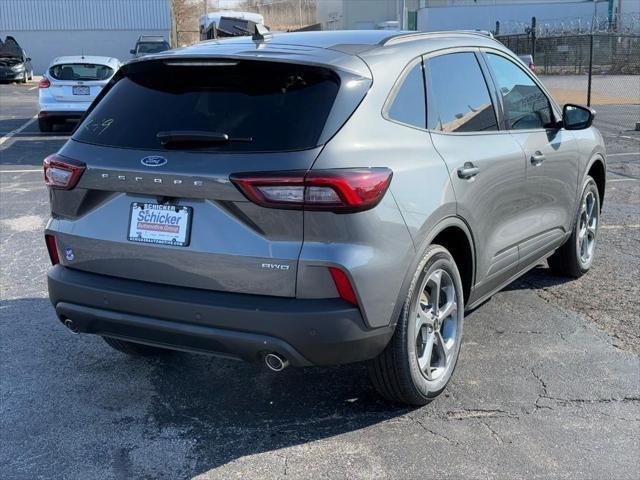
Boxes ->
[1,81,639,480]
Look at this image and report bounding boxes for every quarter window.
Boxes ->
[486,53,553,130]
[426,52,498,133]
[387,61,426,129]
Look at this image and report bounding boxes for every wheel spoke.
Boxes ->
[580,236,588,258]
[418,330,435,379]
[435,331,450,367]
[586,194,594,220]
[416,305,433,331]
[427,271,442,315]
[438,300,457,323]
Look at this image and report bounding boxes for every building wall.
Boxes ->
[418,0,611,33]
[316,0,419,30]
[0,0,171,73]
[0,30,170,74]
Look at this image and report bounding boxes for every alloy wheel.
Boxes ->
[578,190,598,264]
[414,269,459,381]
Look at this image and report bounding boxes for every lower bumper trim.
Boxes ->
[47,265,394,366]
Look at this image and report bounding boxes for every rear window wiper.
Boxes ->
[157,131,253,148]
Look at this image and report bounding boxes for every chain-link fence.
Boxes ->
[497,32,640,130]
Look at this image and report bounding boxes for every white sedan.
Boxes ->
[38,55,120,132]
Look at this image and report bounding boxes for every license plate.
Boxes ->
[128,203,192,247]
[72,85,90,95]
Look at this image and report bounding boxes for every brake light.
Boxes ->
[328,267,358,306]
[45,234,60,265]
[529,62,536,72]
[230,168,393,213]
[43,154,86,189]
[38,77,50,88]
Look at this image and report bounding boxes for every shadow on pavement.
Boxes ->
[1,297,410,477]
[503,264,574,292]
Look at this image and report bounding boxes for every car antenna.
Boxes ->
[252,23,272,42]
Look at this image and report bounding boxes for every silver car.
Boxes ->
[44,30,606,405]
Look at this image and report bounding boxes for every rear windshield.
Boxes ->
[49,63,114,81]
[74,60,340,152]
[136,42,169,54]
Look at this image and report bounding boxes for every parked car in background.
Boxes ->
[518,54,536,72]
[38,56,120,132]
[0,36,33,83]
[44,30,605,405]
[130,36,170,57]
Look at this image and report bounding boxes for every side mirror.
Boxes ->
[26,57,31,62]
[563,104,595,130]
[129,49,136,55]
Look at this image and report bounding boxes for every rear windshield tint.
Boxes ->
[136,42,169,54]
[49,63,114,81]
[74,60,340,152]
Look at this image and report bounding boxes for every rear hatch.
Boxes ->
[48,55,370,297]
[47,62,114,102]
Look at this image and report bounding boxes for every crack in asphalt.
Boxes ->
[479,420,507,445]
[410,415,462,446]
[446,408,517,420]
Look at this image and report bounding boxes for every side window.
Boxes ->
[426,52,498,133]
[387,61,426,129]
[486,53,553,130]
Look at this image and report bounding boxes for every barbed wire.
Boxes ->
[498,13,640,36]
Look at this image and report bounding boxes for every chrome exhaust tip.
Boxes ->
[264,353,289,372]
[63,318,79,334]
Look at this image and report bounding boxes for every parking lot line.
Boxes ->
[0,169,42,173]
[0,114,38,147]
[607,152,640,157]
[28,86,38,91]
[600,224,640,229]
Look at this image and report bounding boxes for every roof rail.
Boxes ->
[381,29,495,46]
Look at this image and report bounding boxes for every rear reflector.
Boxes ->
[43,154,85,189]
[45,234,60,265]
[38,77,50,88]
[328,267,358,306]
[230,168,393,213]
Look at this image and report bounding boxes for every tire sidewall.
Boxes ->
[574,177,600,273]
[402,246,465,400]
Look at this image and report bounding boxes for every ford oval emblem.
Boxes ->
[141,156,168,167]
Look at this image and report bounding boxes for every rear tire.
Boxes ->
[368,244,464,406]
[102,336,172,356]
[548,176,600,278]
[38,117,53,133]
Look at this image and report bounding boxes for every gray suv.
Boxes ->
[44,31,606,405]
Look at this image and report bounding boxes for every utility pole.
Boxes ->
[203,0,207,17]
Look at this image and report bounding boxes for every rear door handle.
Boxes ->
[530,151,546,166]
[457,162,479,179]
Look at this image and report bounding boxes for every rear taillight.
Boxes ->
[230,168,393,213]
[43,154,85,189]
[529,62,536,72]
[45,234,60,265]
[328,267,358,306]
[38,77,50,88]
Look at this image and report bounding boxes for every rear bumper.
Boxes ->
[47,265,394,366]
[38,110,84,120]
